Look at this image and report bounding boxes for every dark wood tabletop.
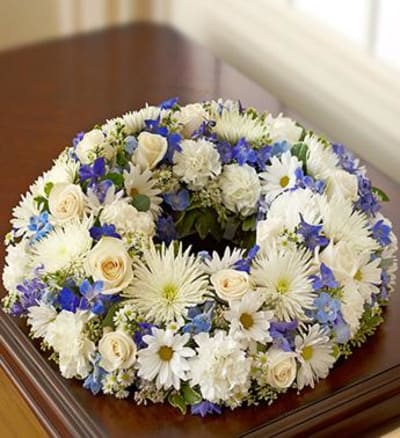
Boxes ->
[0,23,399,438]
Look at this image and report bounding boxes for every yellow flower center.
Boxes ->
[276,278,290,294]
[302,345,313,361]
[280,175,290,188]
[354,269,363,281]
[239,312,254,330]
[162,283,179,303]
[130,187,139,197]
[158,345,173,361]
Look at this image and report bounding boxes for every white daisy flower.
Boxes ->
[190,331,252,403]
[172,139,221,190]
[350,253,381,303]
[84,184,124,215]
[295,324,336,390]
[212,109,268,144]
[224,291,273,344]
[123,164,162,218]
[32,219,92,274]
[303,134,338,179]
[201,246,245,274]
[137,328,194,390]
[27,303,57,339]
[260,151,301,201]
[252,247,315,322]
[11,192,39,237]
[124,243,208,324]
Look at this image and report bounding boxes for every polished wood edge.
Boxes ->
[0,310,106,438]
[244,365,400,437]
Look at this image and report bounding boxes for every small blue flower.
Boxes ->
[297,214,329,251]
[78,279,113,315]
[145,117,169,137]
[156,215,177,244]
[58,287,80,312]
[234,245,260,273]
[166,132,183,163]
[355,175,380,216]
[256,145,272,170]
[159,96,179,109]
[232,138,257,166]
[314,292,340,324]
[269,320,298,352]
[332,311,350,344]
[83,354,107,395]
[270,141,290,157]
[191,401,221,417]
[197,250,211,262]
[163,190,190,211]
[11,278,47,316]
[125,136,138,154]
[89,179,113,204]
[310,263,338,290]
[90,223,121,241]
[134,322,156,349]
[79,157,106,183]
[294,168,325,194]
[72,131,85,148]
[332,144,358,174]
[28,211,53,242]
[216,141,233,164]
[372,219,391,247]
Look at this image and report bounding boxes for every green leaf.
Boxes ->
[242,216,256,232]
[291,142,309,168]
[104,172,124,188]
[176,210,200,237]
[102,302,122,329]
[44,182,54,197]
[168,392,187,415]
[132,194,151,212]
[195,210,218,240]
[182,384,202,405]
[223,217,240,240]
[372,186,390,202]
[34,195,49,212]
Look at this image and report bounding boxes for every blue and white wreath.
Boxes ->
[2,98,398,416]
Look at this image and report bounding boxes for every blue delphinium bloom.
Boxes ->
[156,215,177,244]
[232,138,257,166]
[332,312,350,344]
[269,320,298,352]
[134,322,156,349]
[166,132,183,163]
[183,302,214,335]
[145,117,168,136]
[124,135,138,154]
[191,401,221,417]
[83,354,107,395]
[90,223,121,241]
[216,141,233,164]
[10,278,47,316]
[159,96,179,109]
[72,131,85,148]
[197,250,211,262]
[332,143,358,174]
[314,292,340,324]
[270,140,290,157]
[372,219,391,247]
[28,211,53,242]
[294,168,325,194]
[355,175,380,216]
[58,287,80,312]
[79,157,106,183]
[310,263,338,290]
[256,145,272,170]
[79,279,113,315]
[234,245,260,273]
[163,189,190,211]
[297,214,329,251]
[90,179,113,203]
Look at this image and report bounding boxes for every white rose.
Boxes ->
[178,103,207,138]
[266,114,303,144]
[219,164,261,216]
[266,348,297,389]
[98,330,137,372]
[75,129,114,164]
[319,241,358,283]
[85,237,133,294]
[326,169,358,201]
[134,132,167,169]
[48,183,84,222]
[210,269,250,301]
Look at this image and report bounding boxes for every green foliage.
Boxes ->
[104,172,124,189]
[132,194,151,212]
[44,182,54,197]
[168,392,187,414]
[34,195,49,212]
[291,142,309,171]
[182,384,202,405]
[371,186,390,202]
[102,302,123,329]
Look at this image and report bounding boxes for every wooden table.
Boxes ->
[0,23,399,438]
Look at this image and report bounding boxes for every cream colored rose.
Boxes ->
[48,183,84,222]
[85,237,133,294]
[210,269,250,301]
[178,103,207,138]
[98,330,137,372]
[75,129,114,164]
[266,348,297,389]
[326,169,358,201]
[319,241,358,283]
[134,132,167,169]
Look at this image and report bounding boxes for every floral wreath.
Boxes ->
[2,97,397,416]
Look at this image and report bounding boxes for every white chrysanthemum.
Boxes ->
[266,113,303,144]
[137,328,194,390]
[320,196,378,254]
[32,219,92,274]
[252,247,315,322]
[27,303,57,339]
[172,139,221,190]
[177,103,208,138]
[303,134,338,179]
[2,239,31,292]
[212,109,268,144]
[122,105,166,135]
[207,99,241,116]
[341,284,365,337]
[260,151,301,201]
[224,291,273,344]
[295,324,336,390]
[102,116,124,135]
[46,310,95,378]
[46,153,80,185]
[11,191,39,236]
[266,188,323,233]
[124,243,208,324]
[190,331,252,403]
[201,246,245,274]
[123,164,162,218]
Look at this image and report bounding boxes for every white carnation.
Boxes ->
[266,114,303,144]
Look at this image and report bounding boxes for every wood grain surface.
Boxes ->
[0,23,399,437]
